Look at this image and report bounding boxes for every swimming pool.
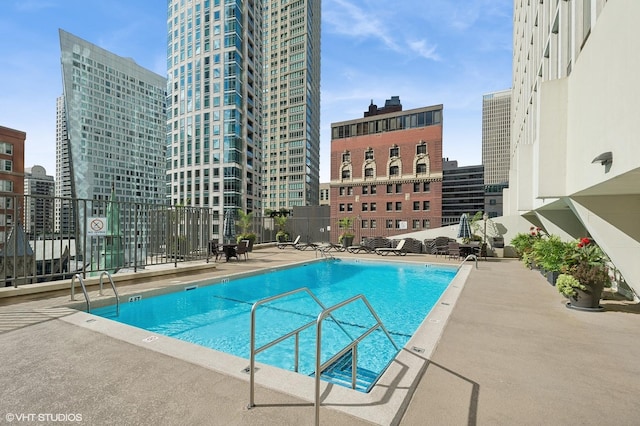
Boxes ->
[93,259,457,392]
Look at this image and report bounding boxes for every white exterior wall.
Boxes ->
[509,0,640,295]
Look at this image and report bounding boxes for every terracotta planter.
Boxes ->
[567,281,605,311]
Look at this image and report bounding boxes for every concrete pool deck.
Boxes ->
[1,247,639,425]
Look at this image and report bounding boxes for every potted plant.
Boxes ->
[532,235,572,285]
[511,226,546,268]
[236,209,256,251]
[337,216,355,248]
[274,214,289,243]
[556,237,611,311]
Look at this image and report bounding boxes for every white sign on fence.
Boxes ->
[87,217,107,236]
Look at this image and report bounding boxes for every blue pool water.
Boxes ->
[93,259,457,391]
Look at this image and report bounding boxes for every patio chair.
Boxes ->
[277,235,301,249]
[375,239,407,256]
[208,241,222,262]
[447,242,461,260]
[235,240,249,261]
[433,236,451,257]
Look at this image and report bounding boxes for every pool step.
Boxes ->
[316,351,379,393]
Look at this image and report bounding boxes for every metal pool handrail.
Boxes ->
[314,294,399,426]
[70,274,90,312]
[247,287,354,409]
[99,271,120,317]
[70,271,120,315]
[458,254,478,270]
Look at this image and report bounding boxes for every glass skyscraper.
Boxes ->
[58,29,167,260]
[166,0,264,240]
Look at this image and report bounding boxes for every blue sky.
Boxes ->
[0,0,512,182]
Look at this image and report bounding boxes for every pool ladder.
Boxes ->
[70,271,120,316]
[247,287,399,426]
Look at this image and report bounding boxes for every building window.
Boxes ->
[416,163,427,174]
[413,182,420,192]
[412,219,420,229]
[0,142,13,155]
[395,220,402,229]
[361,220,369,228]
[416,143,427,155]
[347,203,353,212]
[422,219,431,229]
[413,201,420,210]
[339,203,345,212]
[395,201,402,211]
[390,146,399,157]
[423,182,430,192]
[370,185,377,194]
[386,184,393,193]
[347,186,353,195]
[396,183,402,193]
[364,167,374,178]
[1,160,12,172]
[389,165,399,176]
[386,202,393,211]
[365,149,374,160]
[370,202,377,211]
[342,151,351,162]
[339,187,345,196]
[362,186,369,195]
[386,220,393,229]
[341,169,350,179]
[371,219,377,229]
[489,199,497,205]
[362,203,368,211]
[423,201,430,211]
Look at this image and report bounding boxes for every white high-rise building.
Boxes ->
[55,95,73,234]
[506,0,640,294]
[261,0,321,210]
[166,0,264,241]
[482,89,511,186]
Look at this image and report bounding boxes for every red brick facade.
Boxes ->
[0,125,26,242]
[330,103,443,242]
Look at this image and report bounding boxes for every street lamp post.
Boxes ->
[483,212,489,245]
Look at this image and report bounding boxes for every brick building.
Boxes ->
[330,98,443,241]
[0,125,26,245]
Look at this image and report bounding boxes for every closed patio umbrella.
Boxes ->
[457,213,472,240]
[223,208,237,244]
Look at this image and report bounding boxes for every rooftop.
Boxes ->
[1,247,638,425]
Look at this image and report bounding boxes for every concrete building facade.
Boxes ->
[23,165,55,237]
[262,0,321,210]
[482,89,511,186]
[330,99,443,238]
[442,160,485,226]
[166,0,264,240]
[506,0,640,293]
[0,126,25,245]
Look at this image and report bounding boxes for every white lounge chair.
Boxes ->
[375,239,407,256]
[277,235,301,249]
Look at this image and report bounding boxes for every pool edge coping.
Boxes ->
[59,260,472,426]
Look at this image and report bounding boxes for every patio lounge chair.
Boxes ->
[294,240,319,251]
[277,235,301,249]
[347,244,374,254]
[316,242,345,252]
[375,239,407,256]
